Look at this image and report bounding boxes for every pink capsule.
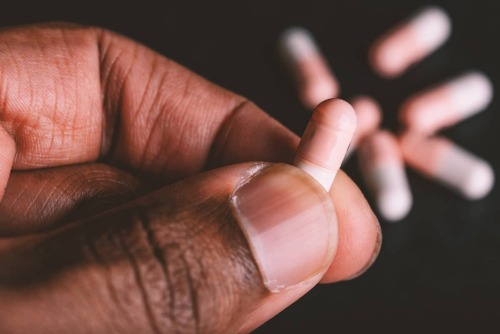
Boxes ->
[400,134,495,200]
[400,71,493,134]
[294,99,356,191]
[358,131,412,221]
[370,6,451,78]
[345,96,382,159]
[280,27,340,109]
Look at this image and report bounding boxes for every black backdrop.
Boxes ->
[2,0,499,332]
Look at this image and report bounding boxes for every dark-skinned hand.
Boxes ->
[0,23,381,333]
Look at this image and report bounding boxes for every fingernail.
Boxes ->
[231,164,337,292]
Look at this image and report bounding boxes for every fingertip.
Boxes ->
[232,163,338,292]
[320,170,382,283]
[0,126,16,200]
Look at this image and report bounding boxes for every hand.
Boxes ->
[0,23,380,333]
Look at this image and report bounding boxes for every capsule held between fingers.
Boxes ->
[294,99,357,191]
[400,71,493,134]
[358,131,412,222]
[345,96,382,160]
[280,27,340,109]
[400,134,495,200]
[370,6,451,78]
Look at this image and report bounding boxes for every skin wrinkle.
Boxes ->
[74,252,121,333]
[109,46,146,165]
[136,211,178,332]
[58,173,139,224]
[47,76,60,156]
[1,26,284,177]
[81,217,148,333]
[0,25,381,332]
[0,64,9,119]
[98,31,125,157]
[0,165,141,235]
[178,253,200,334]
[145,65,204,175]
[114,180,263,332]
[61,29,100,161]
[0,26,101,169]
[2,172,61,228]
[172,77,233,174]
[138,71,170,171]
[116,224,162,334]
[130,53,158,167]
[82,228,132,333]
[82,211,154,333]
[143,63,198,172]
[21,175,49,216]
[36,173,73,221]
[51,169,106,209]
[205,98,249,168]
[125,209,182,332]
[167,243,197,333]
[169,210,219,332]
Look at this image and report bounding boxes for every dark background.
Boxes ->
[3,0,499,332]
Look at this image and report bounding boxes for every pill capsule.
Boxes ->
[358,130,412,221]
[279,27,340,109]
[400,71,493,134]
[345,96,382,160]
[294,99,356,191]
[370,6,451,78]
[400,134,495,200]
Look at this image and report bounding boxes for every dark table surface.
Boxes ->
[3,0,499,331]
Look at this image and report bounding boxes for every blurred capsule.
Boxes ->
[358,130,412,221]
[345,96,382,160]
[400,71,493,134]
[279,27,340,109]
[295,99,356,191]
[400,134,494,200]
[370,6,451,78]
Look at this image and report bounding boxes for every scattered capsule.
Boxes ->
[400,134,495,200]
[279,27,340,109]
[358,130,412,221]
[294,99,356,191]
[400,71,493,134]
[370,6,451,78]
[345,96,382,160]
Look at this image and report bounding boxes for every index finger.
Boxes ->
[0,23,296,181]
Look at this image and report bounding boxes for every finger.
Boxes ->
[290,98,381,282]
[205,100,299,167]
[0,163,336,333]
[0,24,381,283]
[0,163,140,236]
[0,126,15,200]
[321,170,382,283]
[0,23,296,181]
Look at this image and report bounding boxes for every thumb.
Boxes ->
[0,162,337,333]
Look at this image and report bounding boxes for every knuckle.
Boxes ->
[86,206,203,333]
[85,194,262,333]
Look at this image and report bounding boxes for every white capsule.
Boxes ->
[279,27,339,109]
[344,96,382,161]
[295,99,356,191]
[370,6,451,78]
[358,131,412,222]
[400,134,495,200]
[400,71,493,134]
